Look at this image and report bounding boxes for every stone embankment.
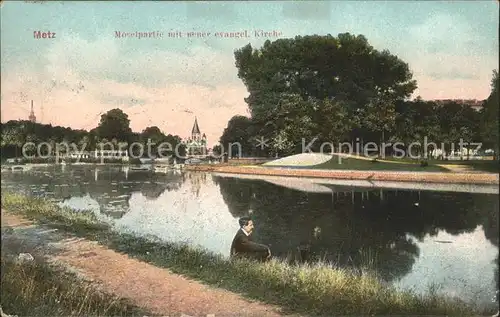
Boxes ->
[184,165,499,185]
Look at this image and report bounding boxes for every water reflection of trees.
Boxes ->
[141,173,185,199]
[213,175,499,283]
[482,200,499,291]
[212,175,253,217]
[1,166,186,218]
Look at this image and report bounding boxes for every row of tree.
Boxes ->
[219,33,499,159]
[1,108,186,158]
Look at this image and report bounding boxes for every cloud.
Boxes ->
[408,13,480,55]
[405,13,498,98]
[99,93,147,108]
[428,70,479,81]
[412,75,491,100]
[409,53,494,99]
[282,1,331,20]
[186,2,239,21]
[1,34,249,145]
[43,34,240,89]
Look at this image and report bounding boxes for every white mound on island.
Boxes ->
[263,153,333,167]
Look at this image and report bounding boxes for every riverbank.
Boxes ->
[184,164,499,185]
[1,192,493,316]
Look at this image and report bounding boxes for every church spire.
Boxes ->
[191,116,201,135]
[29,100,36,123]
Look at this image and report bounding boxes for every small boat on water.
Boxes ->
[153,165,170,174]
[5,165,32,172]
[171,163,184,170]
[129,165,152,172]
[153,163,185,173]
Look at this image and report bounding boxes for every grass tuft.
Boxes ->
[0,257,148,317]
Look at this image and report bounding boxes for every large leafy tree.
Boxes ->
[141,126,165,144]
[355,96,396,149]
[219,115,255,157]
[96,108,133,142]
[267,94,316,156]
[140,126,166,157]
[481,70,499,159]
[233,33,417,154]
[1,122,25,157]
[234,33,417,122]
[265,94,352,155]
[437,102,481,159]
[164,134,185,158]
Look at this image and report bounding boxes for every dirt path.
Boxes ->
[1,211,298,317]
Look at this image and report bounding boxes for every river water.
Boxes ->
[1,165,498,309]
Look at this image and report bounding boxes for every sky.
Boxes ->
[1,1,498,146]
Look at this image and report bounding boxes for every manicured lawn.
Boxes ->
[310,155,449,172]
[379,156,499,173]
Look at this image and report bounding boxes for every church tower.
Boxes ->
[186,116,208,157]
[28,100,36,123]
[191,116,201,141]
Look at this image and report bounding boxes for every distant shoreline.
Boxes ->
[3,162,498,185]
[5,162,142,167]
[185,165,499,185]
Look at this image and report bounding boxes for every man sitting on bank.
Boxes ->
[230,216,271,261]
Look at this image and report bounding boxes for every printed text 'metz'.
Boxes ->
[33,30,56,39]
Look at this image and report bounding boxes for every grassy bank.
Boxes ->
[378,156,499,172]
[1,192,493,316]
[311,155,449,172]
[0,255,148,316]
[336,154,499,173]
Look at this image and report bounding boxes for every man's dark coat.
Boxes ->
[230,228,269,261]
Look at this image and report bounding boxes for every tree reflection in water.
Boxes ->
[213,175,499,284]
[483,201,499,293]
[2,166,186,219]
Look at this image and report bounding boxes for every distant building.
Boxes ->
[28,100,36,122]
[93,149,129,161]
[67,151,92,159]
[184,117,207,156]
[433,99,485,111]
